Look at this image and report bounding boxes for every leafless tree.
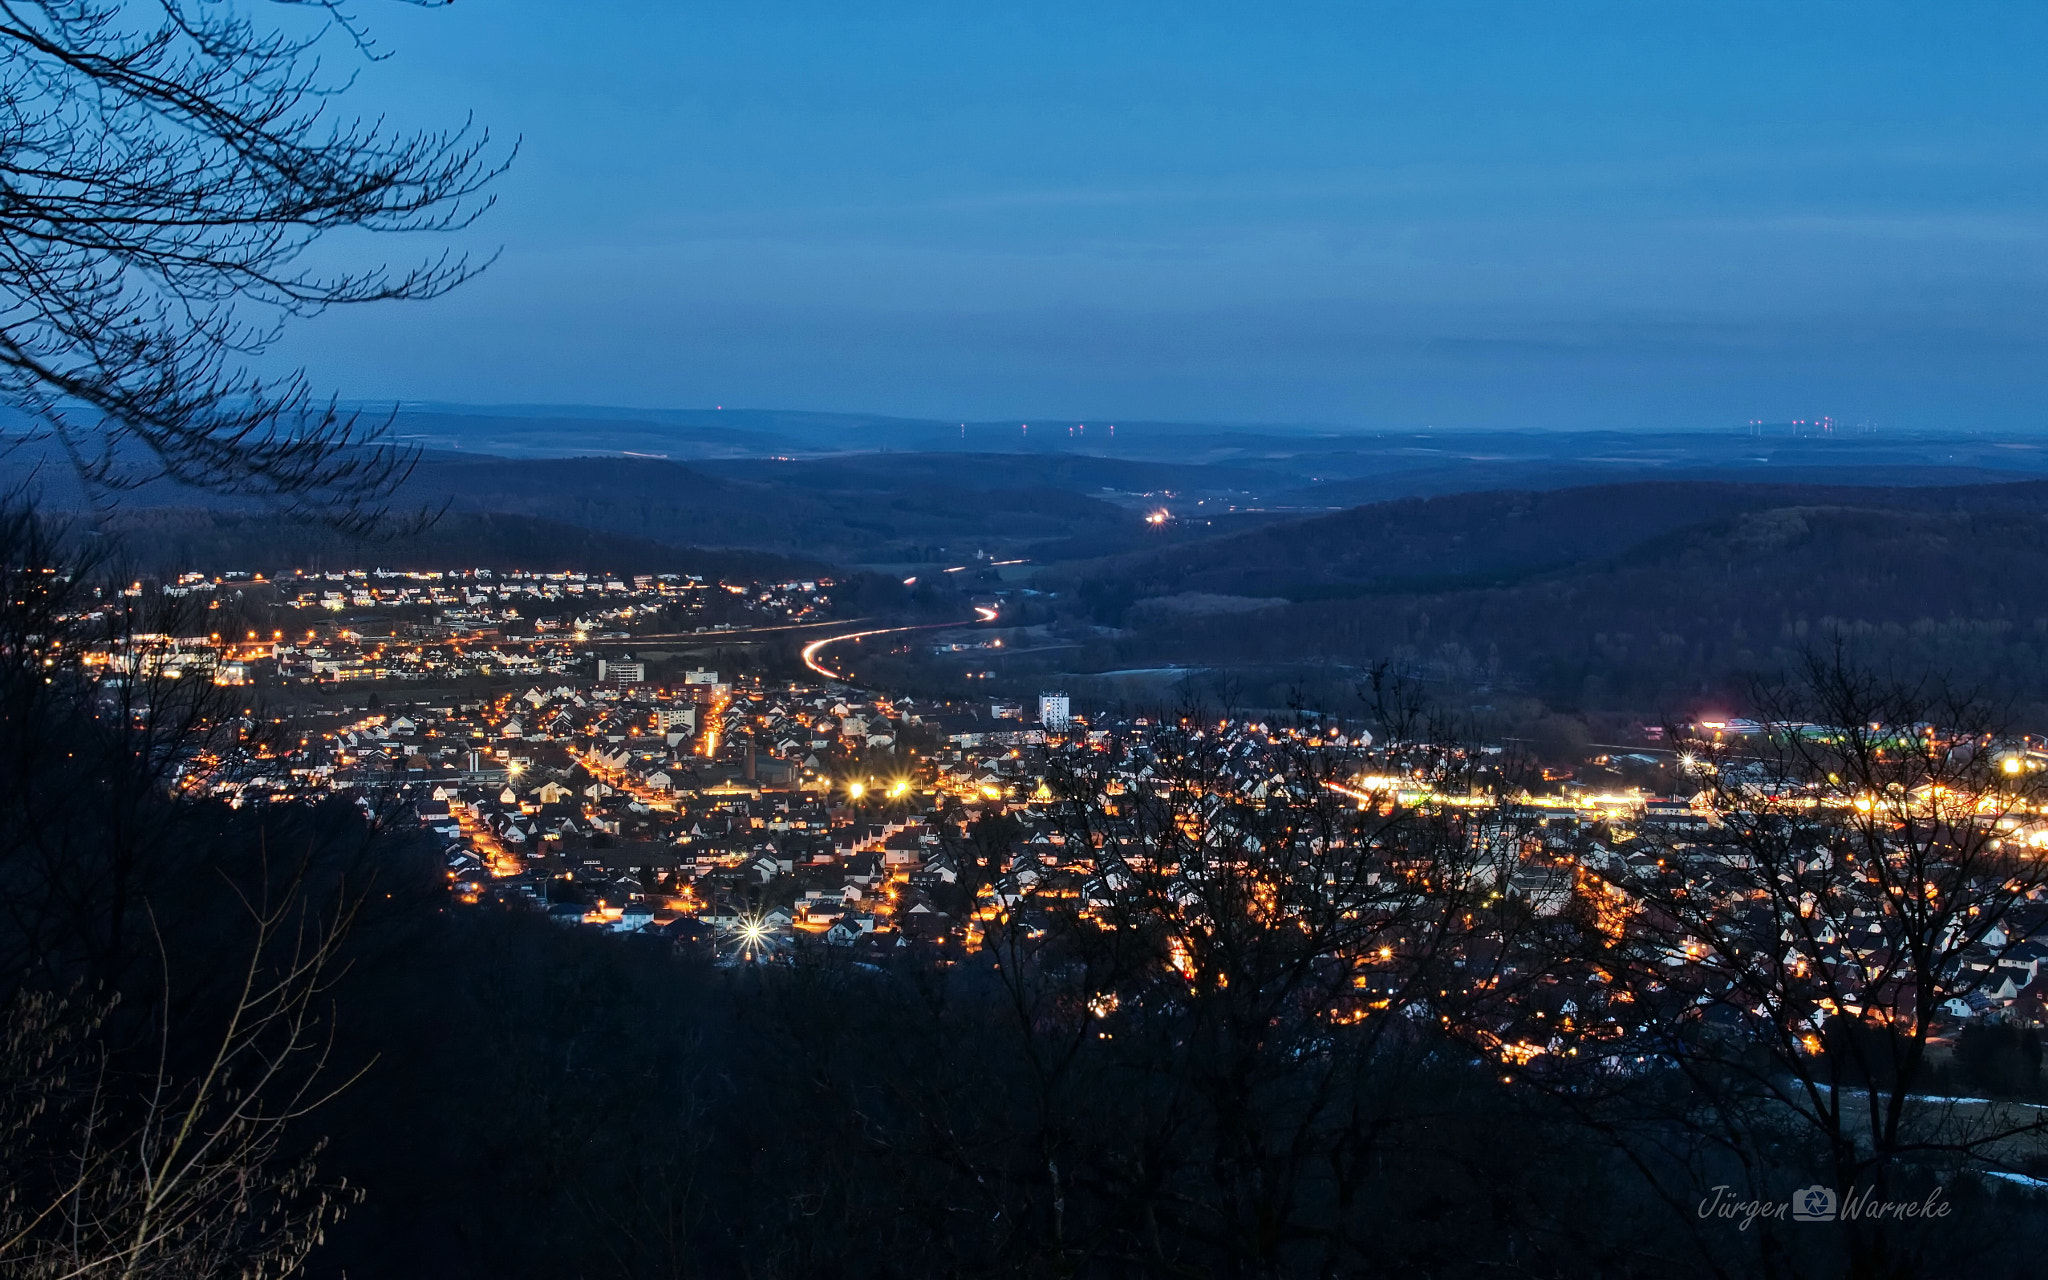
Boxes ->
[0,0,506,526]
[859,708,1552,1276]
[1537,649,2048,1279]
[0,500,262,998]
[0,496,397,1279]
[0,879,364,1280]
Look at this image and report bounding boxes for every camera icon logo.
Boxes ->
[1791,1185,1837,1222]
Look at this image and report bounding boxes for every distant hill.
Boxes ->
[15,415,2048,582]
[18,403,2048,539]
[1059,480,2048,716]
[1069,480,2048,600]
[379,403,1338,460]
[398,454,1144,565]
[384,405,944,459]
[691,451,1276,497]
[1,441,1253,567]
[1266,464,2033,510]
[79,509,831,580]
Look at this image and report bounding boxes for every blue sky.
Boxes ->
[275,0,2048,430]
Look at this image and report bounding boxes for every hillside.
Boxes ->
[83,509,831,580]
[1052,481,2048,715]
[1068,480,2048,601]
[21,419,2048,574]
[399,454,1144,565]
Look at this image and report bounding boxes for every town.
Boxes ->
[120,561,2048,1084]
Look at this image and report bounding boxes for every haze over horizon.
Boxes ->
[268,1,2048,435]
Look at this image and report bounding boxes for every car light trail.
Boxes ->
[801,607,1001,682]
[801,627,897,680]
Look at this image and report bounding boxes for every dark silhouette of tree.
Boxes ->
[805,707,1559,1276]
[0,503,243,997]
[0,0,506,525]
[1529,649,2048,1280]
[0,885,365,1280]
[1954,1023,2041,1097]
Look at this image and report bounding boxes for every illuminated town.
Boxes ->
[92,561,2048,1071]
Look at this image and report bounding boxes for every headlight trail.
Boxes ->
[801,627,896,679]
[801,606,1000,683]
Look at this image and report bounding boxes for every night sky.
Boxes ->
[277,1,2048,431]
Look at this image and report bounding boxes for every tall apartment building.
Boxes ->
[1038,691,1071,729]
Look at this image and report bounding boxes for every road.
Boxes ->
[597,617,872,644]
[801,605,998,683]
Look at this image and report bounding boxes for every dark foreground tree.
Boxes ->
[0,498,439,1279]
[0,892,362,1280]
[0,0,505,523]
[1519,650,2048,1280]
[0,3,498,1269]
[698,710,1591,1277]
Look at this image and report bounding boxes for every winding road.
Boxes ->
[801,605,999,684]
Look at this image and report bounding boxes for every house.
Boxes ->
[824,915,876,946]
[652,917,716,954]
[1998,939,2048,985]
[2010,978,2048,1028]
[1508,866,1573,917]
[900,904,951,943]
[612,902,657,933]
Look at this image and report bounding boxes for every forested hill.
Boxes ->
[82,509,832,580]
[1066,479,2048,601]
[1058,480,2048,716]
[402,454,1139,565]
